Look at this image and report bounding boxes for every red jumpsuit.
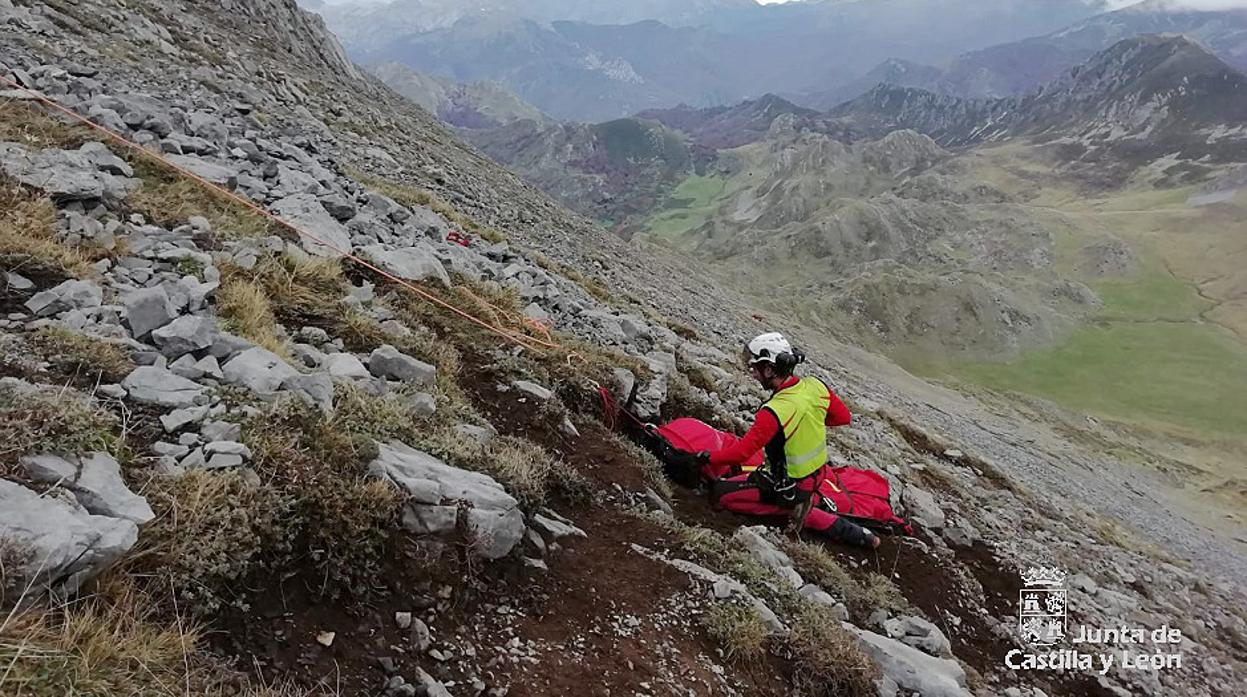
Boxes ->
[707,378,875,545]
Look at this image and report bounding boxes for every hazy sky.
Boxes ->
[315,0,1247,8]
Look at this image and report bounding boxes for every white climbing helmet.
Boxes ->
[743,332,793,367]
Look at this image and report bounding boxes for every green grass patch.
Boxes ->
[643,174,728,240]
[1093,262,1212,323]
[953,321,1247,439]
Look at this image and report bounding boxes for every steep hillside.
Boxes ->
[1,2,1245,697]
[638,94,837,150]
[370,62,549,130]
[464,117,693,225]
[636,123,1093,361]
[797,59,947,112]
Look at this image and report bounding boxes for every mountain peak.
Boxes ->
[1046,33,1246,104]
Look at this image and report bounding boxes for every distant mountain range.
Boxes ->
[800,0,1247,107]
[831,35,1247,185]
[379,35,1247,223]
[314,0,1116,120]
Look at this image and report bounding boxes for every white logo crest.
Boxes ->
[1018,567,1067,646]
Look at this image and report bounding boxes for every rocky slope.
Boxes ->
[0,2,1245,697]
[636,121,1099,361]
[637,93,838,151]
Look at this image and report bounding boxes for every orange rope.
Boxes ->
[0,74,583,360]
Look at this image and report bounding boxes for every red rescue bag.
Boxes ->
[653,418,912,535]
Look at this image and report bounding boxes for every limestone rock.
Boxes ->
[271,193,352,257]
[370,440,523,559]
[121,366,205,407]
[0,479,138,594]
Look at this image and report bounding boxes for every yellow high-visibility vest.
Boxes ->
[763,376,830,479]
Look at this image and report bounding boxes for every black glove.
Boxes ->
[661,448,708,488]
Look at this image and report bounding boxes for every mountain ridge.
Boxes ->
[831,34,1247,183]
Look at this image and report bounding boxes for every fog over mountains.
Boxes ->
[311,0,1130,120]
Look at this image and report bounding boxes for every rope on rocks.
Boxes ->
[0,73,586,362]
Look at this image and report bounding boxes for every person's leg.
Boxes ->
[716,475,792,517]
[796,468,879,548]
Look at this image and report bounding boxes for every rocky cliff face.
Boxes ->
[832,35,1247,184]
[1,2,1245,697]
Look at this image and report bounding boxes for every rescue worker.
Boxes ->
[689,332,880,548]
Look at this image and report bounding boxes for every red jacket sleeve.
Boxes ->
[709,408,779,467]
[825,390,852,427]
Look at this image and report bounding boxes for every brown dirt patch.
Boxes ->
[484,510,782,697]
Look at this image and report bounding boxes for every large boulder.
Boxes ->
[121,366,206,407]
[368,344,435,386]
[24,279,103,317]
[357,244,450,287]
[270,193,352,258]
[844,624,970,697]
[163,154,239,188]
[222,346,300,394]
[323,352,370,380]
[151,316,218,358]
[281,372,335,412]
[123,285,178,339]
[21,452,154,524]
[0,479,138,594]
[0,142,138,201]
[883,615,952,657]
[902,485,945,530]
[369,440,523,559]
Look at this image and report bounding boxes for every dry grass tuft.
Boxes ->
[784,541,909,620]
[0,178,93,279]
[489,435,560,509]
[787,603,881,697]
[0,383,121,474]
[0,576,336,696]
[703,602,770,662]
[216,274,288,357]
[245,400,405,598]
[30,327,134,385]
[126,156,279,239]
[0,100,92,149]
[255,253,347,320]
[0,582,203,696]
[123,470,292,616]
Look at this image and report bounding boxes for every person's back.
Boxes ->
[695,332,881,548]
